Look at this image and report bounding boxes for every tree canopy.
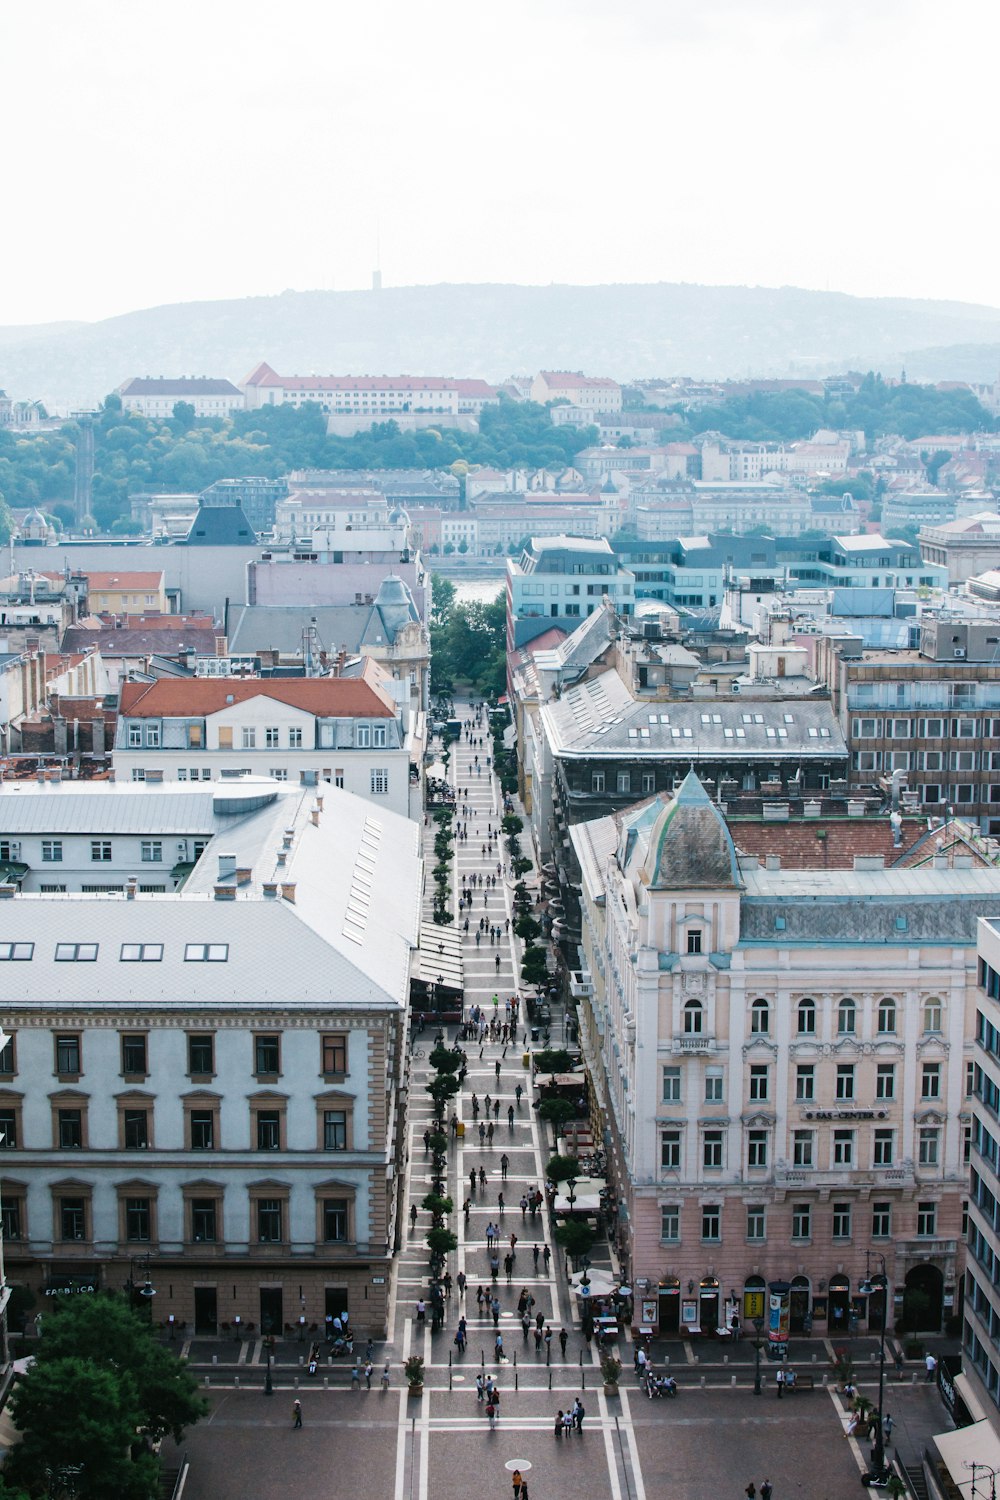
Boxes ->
[6,1294,207,1500]
[430,582,506,699]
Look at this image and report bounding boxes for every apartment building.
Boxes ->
[506,537,635,656]
[920,513,1000,586]
[570,774,995,1339]
[966,918,1000,1420]
[530,371,622,413]
[112,660,418,818]
[241,364,498,415]
[816,615,1000,835]
[0,780,421,1335]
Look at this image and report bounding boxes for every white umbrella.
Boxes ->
[571,1269,616,1298]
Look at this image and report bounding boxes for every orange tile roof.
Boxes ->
[82,572,165,590]
[119,659,396,719]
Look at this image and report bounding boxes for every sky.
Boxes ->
[1,0,998,326]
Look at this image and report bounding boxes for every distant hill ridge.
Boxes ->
[4,281,1000,412]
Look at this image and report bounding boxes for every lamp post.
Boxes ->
[126,1255,156,1319]
[859,1251,889,1485]
[965,1462,998,1500]
[752,1316,765,1396]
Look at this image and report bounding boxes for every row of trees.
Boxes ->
[429,577,506,700]
[0,1295,206,1500]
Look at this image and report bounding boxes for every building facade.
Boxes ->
[570,775,992,1339]
[966,917,1000,1412]
[118,379,243,420]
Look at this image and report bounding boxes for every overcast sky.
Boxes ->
[1,0,996,326]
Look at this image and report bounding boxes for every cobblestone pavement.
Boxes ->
[163,705,958,1498]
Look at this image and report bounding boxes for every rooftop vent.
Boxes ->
[217,852,237,879]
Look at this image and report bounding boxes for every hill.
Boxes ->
[4,282,1000,412]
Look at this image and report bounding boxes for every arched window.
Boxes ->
[877,998,896,1035]
[683,1000,703,1035]
[923,998,943,1034]
[797,998,816,1035]
[838,998,857,1035]
[750,998,770,1035]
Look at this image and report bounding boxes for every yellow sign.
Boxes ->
[743,1290,765,1320]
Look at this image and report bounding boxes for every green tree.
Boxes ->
[555,1220,594,1264]
[546,1153,582,1186]
[431,572,457,624]
[171,401,196,433]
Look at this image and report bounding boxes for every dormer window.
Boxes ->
[687,930,702,955]
[356,725,371,748]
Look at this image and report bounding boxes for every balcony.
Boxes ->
[671,1035,717,1055]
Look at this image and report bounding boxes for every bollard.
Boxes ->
[694,1354,699,1364]
[822,1373,828,1386]
[580,1351,584,1367]
[234,1376,240,1389]
[204,1375,211,1386]
[482,1349,485,1368]
[731,1375,737,1387]
[513,1352,517,1368]
[294,1377,299,1389]
[299,1356,304,1367]
[548,1370,552,1390]
[212,1354,218,1365]
[581,1368,586,1390]
[328,1356,333,1367]
[449,1351,452,1367]
[323,1377,329,1389]
[700,1375,706,1387]
[664,1355,670,1367]
[723,1355,729,1365]
[515,1371,519,1391]
[812,1353,817,1364]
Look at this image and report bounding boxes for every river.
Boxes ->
[453,577,505,607]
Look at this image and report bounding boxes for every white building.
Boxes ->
[112,659,420,819]
[0,780,421,1335]
[117,379,243,420]
[241,363,497,415]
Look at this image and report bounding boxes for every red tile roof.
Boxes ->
[80,572,166,591]
[731,816,928,870]
[119,658,396,718]
[539,371,620,390]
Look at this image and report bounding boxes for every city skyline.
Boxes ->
[2,0,999,326]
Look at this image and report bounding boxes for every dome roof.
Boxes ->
[372,574,419,639]
[640,769,740,890]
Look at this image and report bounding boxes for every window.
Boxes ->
[916,1201,937,1237]
[356,725,371,748]
[918,1127,940,1167]
[923,998,942,1033]
[683,1000,703,1034]
[749,1065,769,1101]
[254,1034,280,1077]
[57,1109,83,1149]
[791,1203,811,1241]
[795,1065,814,1102]
[704,1069,723,1103]
[748,1130,768,1168]
[125,1197,151,1242]
[185,944,228,962]
[323,1110,347,1151]
[836,1064,855,1101]
[191,1199,217,1243]
[662,1066,681,1103]
[59,1197,87,1242]
[746,1205,766,1240]
[872,1202,891,1239]
[256,1110,281,1151]
[838,998,857,1035]
[323,1198,349,1242]
[641,773,655,794]
[120,944,163,962]
[661,1204,680,1242]
[189,1109,216,1151]
[797,998,816,1035]
[187,1034,215,1077]
[121,1034,147,1077]
[90,840,112,862]
[703,1130,723,1169]
[321,1035,348,1077]
[55,944,98,962]
[55,1034,81,1077]
[241,727,256,749]
[660,1130,681,1170]
[701,1204,720,1241]
[921,1062,941,1101]
[370,769,389,796]
[687,929,702,955]
[289,727,303,749]
[873,1128,894,1166]
[750,998,769,1035]
[832,1202,852,1240]
[833,1129,854,1166]
[128,724,142,747]
[265,727,279,748]
[257,1198,283,1243]
[372,725,387,748]
[616,771,631,795]
[123,1109,149,1151]
[792,1131,814,1168]
[0,1106,18,1149]
[877,998,896,1035]
[591,772,605,794]
[140,840,162,863]
[1,1200,22,1240]
[876,1063,895,1100]
[41,840,62,863]
[0,1035,13,1076]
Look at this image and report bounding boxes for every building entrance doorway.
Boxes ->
[259,1286,283,1337]
[193,1287,217,1335]
[904,1264,943,1333]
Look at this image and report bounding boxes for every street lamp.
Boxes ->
[125,1255,156,1317]
[858,1251,889,1486]
[965,1462,999,1500]
[752,1316,765,1395]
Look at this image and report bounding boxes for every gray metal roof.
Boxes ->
[541,669,847,760]
[0,782,287,837]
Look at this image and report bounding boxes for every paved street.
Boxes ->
[163,706,958,1499]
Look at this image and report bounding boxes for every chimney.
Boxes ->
[315,795,324,813]
[281,882,296,903]
[236,866,252,885]
[764,854,781,871]
[217,852,237,879]
[126,877,137,900]
[853,855,884,871]
[262,882,279,899]
[803,800,822,818]
[214,884,237,900]
[276,849,287,866]
[310,808,319,827]
[0,886,15,899]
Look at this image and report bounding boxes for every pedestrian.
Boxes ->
[492,1297,501,1327]
[486,1399,496,1429]
[512,1468,523,1499]
[364,1360,373,1389]
[543,1245,551,1271]
[894,1349,904,1380]
[508,1105,515,1128]
[464,1198,471,1224]
[520,1195,529,1218]
[534,1327,543,1353]
[494,1099,500,1121]
[760,1483,772,1500]
[476,1373,485,1403]
[351,1363,361,1390]
[883,1413,894,1442]
[925,1352,938,1382]
[381,1361,391,1391]
[554,1409,564,1439]
[522,1311,531,1340]
[775,1366,785,1399]
[573,1396,585,1432]
[495,1058,502,1081]
[495,953,501,972]
[532,1244,539,1270]
[515,1083,523,1105]
[457,1270,467,1296]
[293,1398,303,1428]
[509,1232,518,1254]
[409,1203,417,1228]
[559,1327,568,1358]
[745,1485,756,1500]
[479,1166,487,1189]
[497,1192,505,1215]
[544,1325,553,1355]
[501,1153,510,1180]
[479,1121,486,1145]
[423,1128,431,1152]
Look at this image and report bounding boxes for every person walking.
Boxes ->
[559,1327,569,1359]
[487,1122,495,1145]
[381,1361,391,1391]
[532,1244,540,1271]
[554,1409,564,1439]
[497,1192,505,1216]
[351,1363,361,1390]
[476,1373,485,1403]
[364,1359,373,1389]
[745,1485,756,1500]
[543,1245,551,1272]
[508,1105,515,1129]
[495,1058,502,1081]
[883,1413,894,1443]
[512,1468,523,1499]
[775,1366,785,1398]
[292,1399,303,1428]
[925,1352,938,1382]
[572,1396,585,1432]
[760,1483,773,1500]
[500,1153,510,1180]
